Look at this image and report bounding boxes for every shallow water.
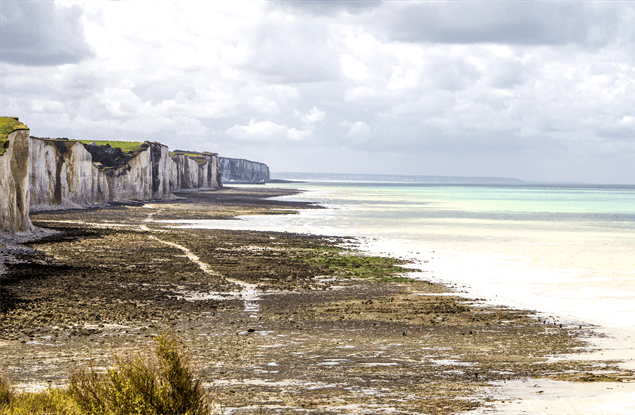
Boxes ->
[160,181,635,413]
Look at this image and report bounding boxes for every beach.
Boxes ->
[1,187,633,414]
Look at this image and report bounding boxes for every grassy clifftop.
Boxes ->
[0,117,29,156]
[76,140,146,156]
[170,150,216,165]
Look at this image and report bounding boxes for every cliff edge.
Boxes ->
[219,157,269,183]
[0,117,32,234]
[171,150,222,189]
[29,139,181,211]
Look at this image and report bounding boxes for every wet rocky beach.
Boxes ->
[0,188,632,414]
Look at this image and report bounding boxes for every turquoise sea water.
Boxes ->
[169,181,635,331]
[163,181,635,412]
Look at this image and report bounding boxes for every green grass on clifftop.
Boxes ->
[169,150,214,165]
[0,117,29,156]
[76,140,146,156]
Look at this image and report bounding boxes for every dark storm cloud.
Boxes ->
[378,2,623,47]
[1,1,92,66]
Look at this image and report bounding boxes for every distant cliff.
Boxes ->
[219,157,269,183]
[0,117,32,234]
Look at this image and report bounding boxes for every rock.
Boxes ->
[219,157,269,183]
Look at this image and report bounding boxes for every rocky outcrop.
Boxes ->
[29,139,180,211]
[171,151,222,189]
[0,119,32,234]
[219,157,269,183]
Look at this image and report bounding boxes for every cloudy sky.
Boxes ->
[2,1,635,183]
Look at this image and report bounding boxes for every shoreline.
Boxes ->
[1,187,633,413]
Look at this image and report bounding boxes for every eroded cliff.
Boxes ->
[29,139,180,211]
[0,117,32,234]
[219,157,269,183]
[171,151,222,189]
[2,118,230,234]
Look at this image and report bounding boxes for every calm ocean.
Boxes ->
[165,182,635,412]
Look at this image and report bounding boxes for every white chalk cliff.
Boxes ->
[0,124,32,234]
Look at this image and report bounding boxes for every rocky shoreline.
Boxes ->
[0,187,632,414]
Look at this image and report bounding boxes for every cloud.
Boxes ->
[270,0,379,17]
[376,3,627,47]
[1,1,93,66]
[298,106,326,124]
[226,119,312,141]
[4,2,635,183]
[240,13,342,84]
[339,120,371,145]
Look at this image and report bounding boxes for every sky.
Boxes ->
[2,1,635,183]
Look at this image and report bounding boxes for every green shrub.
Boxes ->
[67,332,210,415]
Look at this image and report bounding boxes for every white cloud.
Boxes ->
[339,120,371,144]
[226,119,312,141]
[299,106,326,124]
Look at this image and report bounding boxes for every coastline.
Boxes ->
[1,187,633,413]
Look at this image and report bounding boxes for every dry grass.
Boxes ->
[0,333,211,415]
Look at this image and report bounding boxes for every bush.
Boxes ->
[67,332,210,415]
[0,375,13,407]
[0,375,80,415]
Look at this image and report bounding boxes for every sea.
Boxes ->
[165,181,635,414]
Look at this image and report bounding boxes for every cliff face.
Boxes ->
[171,152,222,189]
[30,140,179,210]
[2,116,225,234]
[219,157,269,183]
[107,142,178,201]
[0,127,32,234]
[30,139,108,211]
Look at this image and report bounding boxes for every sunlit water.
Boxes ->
[162,182,635,413]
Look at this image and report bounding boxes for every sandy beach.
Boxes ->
[1,187,633,414]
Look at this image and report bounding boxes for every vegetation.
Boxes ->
[296,244,417,282]
[0,117,29,156]
[0,333,211,415]
[169,151,213,166]
[76,140,146,157]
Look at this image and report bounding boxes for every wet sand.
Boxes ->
[0,187,633,414]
